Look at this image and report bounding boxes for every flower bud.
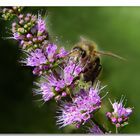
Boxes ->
[62,92,67,97]
[25,17,30,22]
[116,123,120,128]
[33,38,37,43]
[19,14,23,19]
[27,13,31,17]
[111,118,117,123]
[26,33,33,39]
[118,118,122,123]
[18,28,25,34]
[19,20,24,25]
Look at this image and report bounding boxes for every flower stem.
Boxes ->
[115,126,118,134]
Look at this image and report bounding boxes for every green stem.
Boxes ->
[115,126,118,134]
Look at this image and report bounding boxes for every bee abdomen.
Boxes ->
[83,57,102,84]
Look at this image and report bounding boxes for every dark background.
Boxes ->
[0,7,139,133]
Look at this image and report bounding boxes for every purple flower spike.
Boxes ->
[56,81,103,128]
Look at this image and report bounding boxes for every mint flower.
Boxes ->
[46,43,68,62]
[35,82,55,102]
[46,74,65,91]
[56,48,68,58]
[56,82,103,128]
[34,74,65,102]
[106,98,133,128]
[40,82,55,102]
[34,59,83,102]
[11,13,48,51]
[37,18,46,34]
[22,43,67,75]
[26,49,47,67]
[46,43,57,62]
[64,60,82,85]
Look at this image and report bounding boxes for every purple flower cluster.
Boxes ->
[26,49,47,67]
[35,60,83,101]
[56,82,102,128]
[106,99,132,128]
[9,9,69,76]
[24,43,67,75]
[11,13,48,50]
[63,60,82,85]
[37,81,55,102]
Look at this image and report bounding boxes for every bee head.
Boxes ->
[73,46,86,58]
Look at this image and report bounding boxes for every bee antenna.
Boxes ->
[95,51,127,61]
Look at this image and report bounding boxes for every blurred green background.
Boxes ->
[0,7,139,133]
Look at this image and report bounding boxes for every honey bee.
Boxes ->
[68,37,125,84]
